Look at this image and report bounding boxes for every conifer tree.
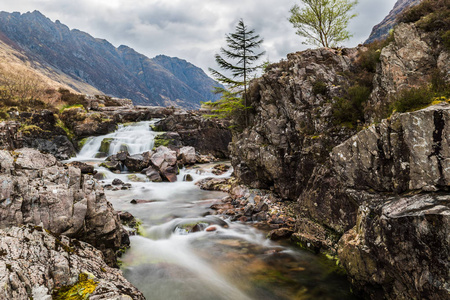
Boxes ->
[207,19,265,127]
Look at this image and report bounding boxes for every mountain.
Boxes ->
[365,0,422,44]
[0,10,222,108]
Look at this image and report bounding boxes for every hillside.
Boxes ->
[0,10,222,108]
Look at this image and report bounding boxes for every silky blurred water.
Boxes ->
[75,121,358,300]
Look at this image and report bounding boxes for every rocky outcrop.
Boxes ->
[60,107,117,140]
[0,225,144,300]
[230,48,357,200]
[365,0,422,44]
[154,111,232,158]
[366,22,450,121]
[0,148,127,266]
[327,103,450,299]
[19,110,76,160]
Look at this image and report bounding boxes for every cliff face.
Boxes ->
[0,10,222,108]
[230,48,358,200]
[230,18,449,299]
[365,0,422,44]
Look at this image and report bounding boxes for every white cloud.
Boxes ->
[0,0,398,75]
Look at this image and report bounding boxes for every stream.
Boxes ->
[73,121,358,300]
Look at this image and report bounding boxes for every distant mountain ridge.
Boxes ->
[365,0,422,44]
[0,10,222,108]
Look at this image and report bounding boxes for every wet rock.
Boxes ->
[145,167,163,182]
[124,153,148,172]
[178,146,196,164]
[112,178,124,185]
[99,161,121,172]
[206,226,217,232]
[196,177,233,192]
[127,174,146,182]
[99,138,113,153]
[0,148,127,267]
[268,228,294,240]
[66,161,95,174]
[150,146,178,182]
[183,174,194,182]
[95,151,108,158]
[212,164,231,175]
[130,199,158,204]
[0,226,144,300]
[93,172,106,180]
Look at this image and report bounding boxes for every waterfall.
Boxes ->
[76,120,158,159]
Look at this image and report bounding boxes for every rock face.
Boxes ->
[0,10,222,108]
[365,0,422,44]
[329,103,450,299]
[0,226,144,300]
[366,22,450,122]
[154,111,232,158]
[230,15,450,299]
[230,48,357,200]
[0,148,127,266]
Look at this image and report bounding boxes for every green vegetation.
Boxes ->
[153,134,172,148]
[52,273,98,300]
[59,104,85,113]
[312,80,328,96]
[399,0,450,50]
[390,85,450,114]
[99,138,113,154]
[205,19,265,129]
[333,85,371,128]
[288,0,358,48]
[56,117,75,140]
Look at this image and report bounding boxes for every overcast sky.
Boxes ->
[0,0,398,75]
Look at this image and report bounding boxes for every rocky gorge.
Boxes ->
[0,2,449,299]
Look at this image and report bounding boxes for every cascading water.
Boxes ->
[76,121,158,159]
[74,121,358,300]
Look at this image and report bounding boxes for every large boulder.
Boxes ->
[150,146,178,182]
[0,148,127,267]
[0,226,144,300]
[153,111,232,158]
[178,146,196,165]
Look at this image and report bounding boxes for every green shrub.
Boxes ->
[312,80,328,96]
[391,87,434,113]
[333,85,371,127]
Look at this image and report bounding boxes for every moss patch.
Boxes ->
[99,138,113,154]
[153,134,172,149]
[52,273,98,300]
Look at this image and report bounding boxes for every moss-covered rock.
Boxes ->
[99,138,113,154]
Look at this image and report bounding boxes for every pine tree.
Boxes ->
[207,19,265,127]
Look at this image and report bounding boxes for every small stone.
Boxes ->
[206,226,217,232]
[183,174,194,182]
[112,178,124,185]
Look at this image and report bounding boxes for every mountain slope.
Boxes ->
[0,11,221,108]
[365,0,422,44]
